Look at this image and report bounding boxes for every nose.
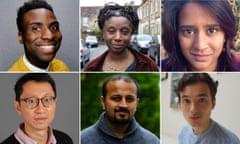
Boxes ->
[193,32,208,51]
[190,102,198,113]
[119,98,128,108]
[35,101,45,113]
[114,31,121,41]
[41,27,53,40]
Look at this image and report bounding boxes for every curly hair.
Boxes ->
[98,2,139,34]
[16,0,54,32]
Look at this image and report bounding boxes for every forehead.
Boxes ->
[22,80,53,91]
[178,2,219,26]
[104,16,131,28]
[106,80,137,93]
[22,8,57,24]
[180,82,211,97]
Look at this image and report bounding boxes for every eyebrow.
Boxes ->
[28,20,59,26]
[181,93,209,99]
[178,24,220,29]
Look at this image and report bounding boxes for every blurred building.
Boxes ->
[137,0,161,36]
[80,6,103,40]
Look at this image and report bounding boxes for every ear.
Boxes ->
[137,97,140,105]
[18,32,23,44]
[212,98,216,109]
[14,101,22,116]
[100,96,105,110]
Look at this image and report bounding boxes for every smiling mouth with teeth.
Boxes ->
[39,45,55,49]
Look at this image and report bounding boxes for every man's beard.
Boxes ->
[107,107,132,125]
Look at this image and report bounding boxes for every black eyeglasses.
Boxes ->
[20,96,56,109]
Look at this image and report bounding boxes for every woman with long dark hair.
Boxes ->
[162,0,239,71]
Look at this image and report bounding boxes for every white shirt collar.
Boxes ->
[23,54,50,72]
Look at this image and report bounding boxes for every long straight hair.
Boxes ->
[162,0,237,71]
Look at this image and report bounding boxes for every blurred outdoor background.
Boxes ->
[81,73,160,137]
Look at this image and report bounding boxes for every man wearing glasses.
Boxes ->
[1,73,73,144]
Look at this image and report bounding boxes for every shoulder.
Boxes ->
[1,134,19,144]
[235,56,240,70]
[81,125,98,138]
[161,58,170,71]
[178,125,192,139]
[138,126,160,143]
[84,52,107,71]
[49,58,69,71]
[81,125,100,143]
[212,122,240,143]
[8,55,30,72]
[178,125,192,142]
[131,48,159,71]
[53,129,73,144]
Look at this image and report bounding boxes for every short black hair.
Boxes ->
[14,73,56,101]
[98,2,139,34]
[175,73,218,102]
[102,74,139,98]
[17,0,54,32]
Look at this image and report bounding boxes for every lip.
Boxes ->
[34,117,48,122]
[191,53,211,62]
[189,116,200,120]
[116,111,128,115]
[111,44,124,49]
[37,44,56,53]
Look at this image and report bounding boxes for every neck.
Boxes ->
[103,49,134,71]
[105,117,130,138]
[23,126,49,144]
[107,49,129,61]
[26,55,49,69]
[192,119,211,135]
[191,63,217,72]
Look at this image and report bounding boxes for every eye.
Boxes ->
[126,97,135,102]
[43,96,55,103]
[111,96,121,102]
[32,26,41,32]
[26,98,37,105]
[207,27,218,35]
[107,28,115,34]
[180,29,195,37]
[198,98,206,103]
[121,28,130,35]
[50,24,59,32]
[181,98,190,104]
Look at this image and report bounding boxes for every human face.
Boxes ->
[103,16,132,54]
[101,80,139,125]
[19,8,62,68]
[14,81,56,133]
[179,82,215,134]
[178,3,225,71]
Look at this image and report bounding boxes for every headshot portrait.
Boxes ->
[0,0,79,71]
[83,2,159,72]
[0,73,79,144]
[161,0,240,72]
[161,73,240,144]
[81,73,160,143]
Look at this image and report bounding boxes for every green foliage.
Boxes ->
[81,73,160,138]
